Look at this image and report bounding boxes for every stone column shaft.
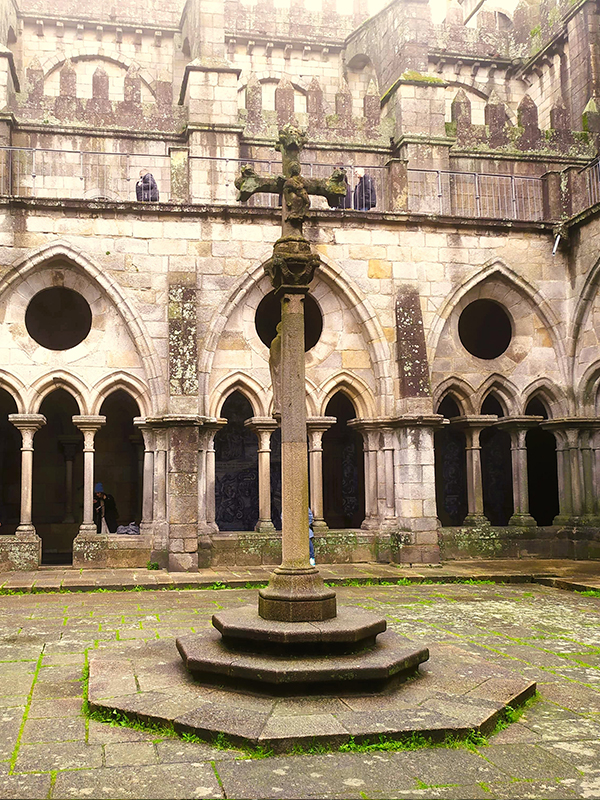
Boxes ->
[72,416,106,535]
[495,417,541,527]
[245,417,278,533]
[258,287,335,622]
[307,417,336,532]
[451,416,497,526]
[9,414,46,537]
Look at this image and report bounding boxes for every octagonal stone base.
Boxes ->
[88,640,536,753]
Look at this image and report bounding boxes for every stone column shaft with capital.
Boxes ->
[72,416,106,535]
[307,416,336,532]
[8,414,46,539]
[245,417,278,533]
[451,415,497,526]
[495,416,542,527]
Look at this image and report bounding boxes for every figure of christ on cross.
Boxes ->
[235,125,347,240]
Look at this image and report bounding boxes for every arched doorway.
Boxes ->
[322,392,364,528]
[0,388,21,534]
[95,390,142,530]
[480,394,513,525]
[214,391,259,531]
[33,389,83,564]
[434,395,467,526]
[525,396,559,525]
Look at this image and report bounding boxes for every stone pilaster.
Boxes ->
[348,421,380,531]
[306,416,336,533]
[133,419,155,537]
[8,414,46,540]
[391,415,443,564]
[245,417,278,533]
[165,416,202,572]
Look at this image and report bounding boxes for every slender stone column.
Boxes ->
[306,416,336,532]
[72,416,106,535]
[8,414,46,538]
[349,421,380,530]
[495,416,542,527]
[381,426,398,528]
[58,436,81,524]
[245,417,278,532]
[553,429,573,524]
[451,415,496,526]
[258,287,335,621]
[133,419,155,535]
[203,421,225,534]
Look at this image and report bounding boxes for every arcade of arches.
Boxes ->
[1,380,598,570]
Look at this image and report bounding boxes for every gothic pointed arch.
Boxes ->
[0,241,165,414]
[432,377,476,415]
[29,370,89,415]
[0,370,27,414]
[40,52,156,97]
[201,258,393,417]
[91,372,151,417]
[476,374,519,416]
[209,371,268,419]
[429,258,568,392]
[522,377,567,418]
[318,372,376,419]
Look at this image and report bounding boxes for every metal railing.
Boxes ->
[0,146,172,202]
[581,159,600,210]
[407,169,544,221]
[0,145,550,222]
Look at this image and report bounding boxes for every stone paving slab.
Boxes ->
[0,577,599,798]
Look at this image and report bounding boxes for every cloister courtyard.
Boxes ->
[0,560,599,800]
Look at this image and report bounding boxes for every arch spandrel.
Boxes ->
[203,257,392,419]
[430,259,566,413]
[0,242,164,416]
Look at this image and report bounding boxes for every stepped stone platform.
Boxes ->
[177,606,428,692]
[88,629,536,752]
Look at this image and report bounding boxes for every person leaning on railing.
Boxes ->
[136,169,159,202]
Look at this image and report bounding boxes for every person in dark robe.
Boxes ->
[353,167,376,211]
[93,482,119,534]
[135,169,160,202]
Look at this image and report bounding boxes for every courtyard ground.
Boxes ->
[0,559,599,800]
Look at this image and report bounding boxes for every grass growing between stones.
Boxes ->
[576,588,600,598]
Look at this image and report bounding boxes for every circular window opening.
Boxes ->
[255,291,323,352]
[458,299,512,359]
[25,287,92,351]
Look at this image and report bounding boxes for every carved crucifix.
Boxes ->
[235,125,347,242]
[235,126,342,622]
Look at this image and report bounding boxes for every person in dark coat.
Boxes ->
[353,167,376,211]
[93,482,119,534]
[135,169,160,202]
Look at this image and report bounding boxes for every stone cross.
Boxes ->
[235,127,345,622]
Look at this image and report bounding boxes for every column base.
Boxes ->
[255,520,276,533]
[78,523,98,536]
[552,515,581,526]
[311,519,329,533]
[508,513,537,527]
[361,518,380,531]
[15,524,40,540]
[463,514,491,527]
[258,567,337,621]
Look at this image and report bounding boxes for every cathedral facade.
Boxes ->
[0,0,599,571]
